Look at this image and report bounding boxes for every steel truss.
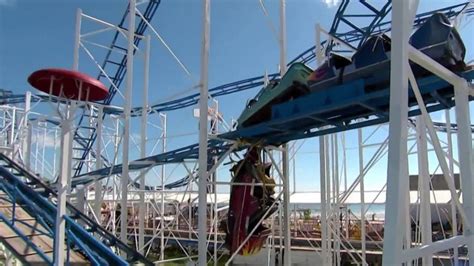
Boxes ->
[1,0,474,265]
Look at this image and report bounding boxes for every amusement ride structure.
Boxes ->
[0,0,474,265]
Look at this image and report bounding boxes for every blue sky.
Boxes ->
[0,0,473,191]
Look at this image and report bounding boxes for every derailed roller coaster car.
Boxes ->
[222,147,278,256]
[236,13,469,128]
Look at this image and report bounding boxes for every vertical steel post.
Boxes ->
[198,0,210,264]
[76,184,86,214]
[73,8,82,71]
[121,0,136,245]
[382,0,418,264]
[454,80,474,261]
[94,105,103,222]
[416,118,432,266]
[139,34,150,253]
[445,109,458,264]
[23,91,32,170]
[160,113,167,260]
[319,136,329,265]
[358,128,367,265]
[331,134,341,265]
[9,108,16,158]
[279,0,291,264]
[54,103,74,265]
[325,136,332,266]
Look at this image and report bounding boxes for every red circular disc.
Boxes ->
[28,68,108,102]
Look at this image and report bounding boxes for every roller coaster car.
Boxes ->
[237,13,468,128]
[237,63,313,128]
[224,147,277,256]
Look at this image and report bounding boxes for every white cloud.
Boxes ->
[321,0,341,8]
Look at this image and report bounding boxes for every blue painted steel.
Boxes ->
[72,139,233,187]
[2,2,471,115]
[65,216,128,266]
[0,212,53,264]
[0,154,153,265]
[221,69,474,144]
[288,2,473,65]
[0,166,126,265]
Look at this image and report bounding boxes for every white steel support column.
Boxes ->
[358,128,367,265]
[160,113,166,260]
[198,0,210,264]
[445,109,458,264]
[139,34,150,254]
[94,106,103,221]
[454,80,474,261]
[121,0,135,245]
[9,108,16,158]
[24,121,32,171]
[279,0,291,264]
[76,185,86,214]
[382,0,418,264]
[23,91,31,170]
[416,118,432,266]
[325,136,332,266]
[319,136,330,265]
[54,103,74,265]
[73,8,82,71]
[315,23,323,65]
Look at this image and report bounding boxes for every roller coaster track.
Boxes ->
[1,1,472,178]
[71,0,161,176]
[0,153,153,265]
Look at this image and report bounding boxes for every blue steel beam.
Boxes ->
[0,154,153,265]
[2,1,472,180]
[220,70,474,144]
[3,3,470,117]
[0,2,474,116]
[72,139,233,187]
[288,2,472,65]
[74,68,474,187]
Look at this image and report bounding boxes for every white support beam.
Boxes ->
[279,0,291,264]
[23,91,32,170]
[120,0,136,246]
[416,118,433,266]
[160,113,167,260]
[382,0,418,264]
[402,235,467,262]
[358,128,367,265]
[445,108,459,264]
[73,8,82,71]
[138,34,150,254]
[454,80,474,261]
[197,0,210,264]
[94,105,103,222]
[54,102,74,265]
[408,45,465,88]
[319,136,330,265]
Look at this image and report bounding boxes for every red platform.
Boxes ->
[28,68,108,102]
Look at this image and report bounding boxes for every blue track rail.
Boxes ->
[0,153,153,265]
[72,139,233,187]
[288,2,473,65]
[221,69,474,144]
[4,3,470,116]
